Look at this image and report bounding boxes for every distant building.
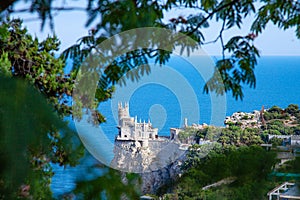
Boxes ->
[116,102,209,148]
[116,102,158,147]
[268,135,300,147]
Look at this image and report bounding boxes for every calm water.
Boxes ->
[52,56,300,196]
[98,56,300,139]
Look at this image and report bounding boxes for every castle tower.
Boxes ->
[116,102,158,145]
[118,102,130,126]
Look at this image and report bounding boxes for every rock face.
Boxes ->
[111,103,191,193]
[111,139,186,194]
[140,157,185,194]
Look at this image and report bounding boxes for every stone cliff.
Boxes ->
[111,139,186,194]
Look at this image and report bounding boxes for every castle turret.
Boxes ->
[118,102,130,126]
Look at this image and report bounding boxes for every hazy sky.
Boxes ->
[13,1,300,56]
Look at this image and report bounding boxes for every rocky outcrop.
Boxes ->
[140,157,185,194]
[224,110,261,128]
[111,139,186,194]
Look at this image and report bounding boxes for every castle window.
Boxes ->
[124,135,127,137]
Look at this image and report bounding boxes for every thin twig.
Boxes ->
[201,35,220,45]
[170,0,238,46]
[219,19,226,60]
[186,0,238,37]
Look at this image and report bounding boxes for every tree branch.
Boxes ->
[219,19,226,60]
[186,0,238,37]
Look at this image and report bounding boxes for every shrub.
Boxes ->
[285,104,299,115]
[268,106,283,113]
[269,137,283,146]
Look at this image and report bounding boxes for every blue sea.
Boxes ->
[97,56,300,139]
[51,56,300,196]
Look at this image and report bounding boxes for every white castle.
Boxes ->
[116,102,159,147]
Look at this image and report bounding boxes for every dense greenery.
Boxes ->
[0,19,112,123]
[262,105,300,136]
[0,20,86,198]
[263,106,289,121]
[218,126,263,146]
[164,145,277,199]
[178,125,263,147]
[279,157,300,174]
[73,169,140,200]
[168,104,300,199]
[263,104,300,122]
[179,104,300,149]
[0,75,73,199]
[0,19,139,199]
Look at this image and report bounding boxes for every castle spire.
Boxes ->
[123,102,129,116]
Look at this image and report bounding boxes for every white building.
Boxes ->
[116,102,158,146]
